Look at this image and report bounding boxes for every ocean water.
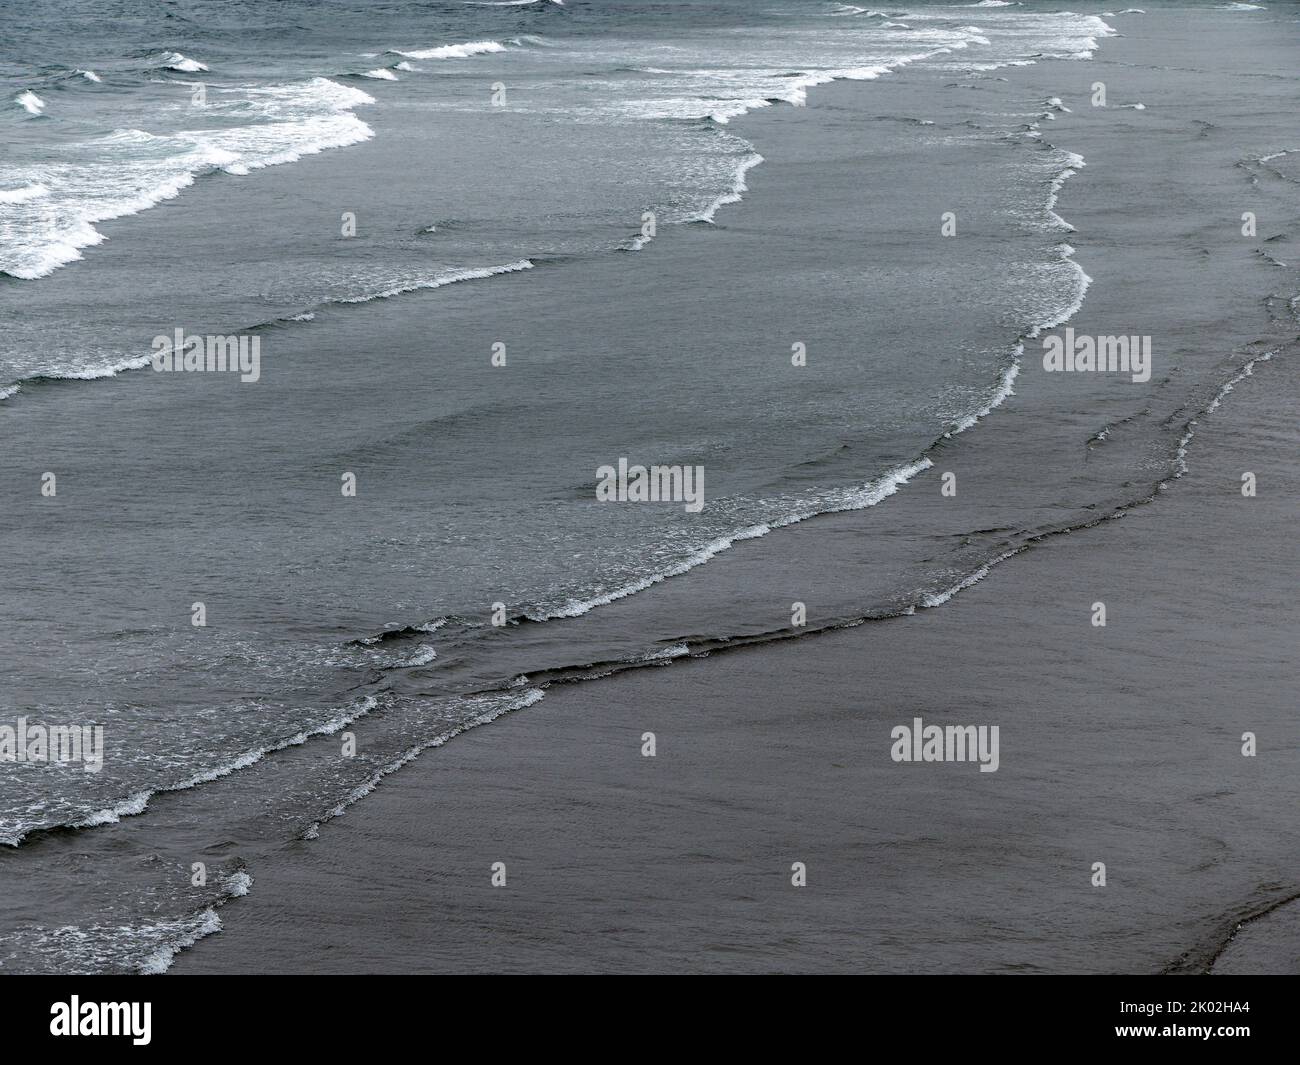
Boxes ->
[0,0,1294,972]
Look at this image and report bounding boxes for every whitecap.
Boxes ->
[389,40,507,60]
[16,91,44,114]
[162,51,209,72]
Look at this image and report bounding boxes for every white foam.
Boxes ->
[32,352,154,382]
[1032,243,1092,338]
[240,76,376,114]
[0,78,375,280]
[135,870,252,974]
[400,645,438,667]
[361,68,399,80]
[1046,151,1086,232]
[920,550,1020,608]
[137,909,223,974]
[223,870,254,897]
[688,152,765,224]
[390,40,507,60]
[0,696,383,846]
[0,182,49,204]
[334,259,533,303]
[16,91,44,114]
[945,358,1020,437]
[543,459,933,620]
[162,51,209,73]
[641,643,690,662]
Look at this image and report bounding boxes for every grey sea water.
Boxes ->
[0,1,1295,973]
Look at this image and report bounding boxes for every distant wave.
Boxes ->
[0,259,534,399]
[330,259,534,304]
[0,78,375,281]
[627,47,964,247]
[686,35,996,130]
[0,353,154,395]
[160,51,209,73]
[388,40,507,60]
